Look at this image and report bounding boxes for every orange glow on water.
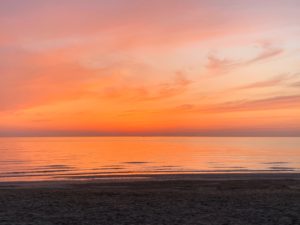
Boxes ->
[1,137,300,181]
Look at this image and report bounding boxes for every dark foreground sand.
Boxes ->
[1,174,300,225]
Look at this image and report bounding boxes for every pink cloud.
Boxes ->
[233,74,291,90]
[206,41,284,76]
[245,40,284,65]
[174,95,300,114]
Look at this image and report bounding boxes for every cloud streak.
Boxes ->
[97,72,192,101]
[176,95,300,114]
[209,95,300,113]
[233,74,291,90]
[206,41,284,76]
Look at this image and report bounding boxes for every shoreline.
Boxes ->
[1,172,300,189]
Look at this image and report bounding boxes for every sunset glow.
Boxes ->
[1,0,300,136]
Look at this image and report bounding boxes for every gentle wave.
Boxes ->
[0,137,299,182]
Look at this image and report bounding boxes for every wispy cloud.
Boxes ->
[209,95,300,112]
[0,45,192,112]
[233,74,291,90]
[289,81,300,87]
[245,40,283,65]
[206,41,284,76]
[206,55,237,74]
[0,49,98,111]
[100,72,192,101]
[175,95,300,114]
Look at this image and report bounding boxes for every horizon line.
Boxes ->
[1,134,300,138]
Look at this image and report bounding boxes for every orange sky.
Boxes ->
[1,0,300,136]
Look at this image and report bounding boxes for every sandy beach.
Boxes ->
[1,174,300,225]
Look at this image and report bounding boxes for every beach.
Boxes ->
[1,174,300,225]
[2,0,300,224]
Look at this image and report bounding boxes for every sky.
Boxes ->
[1,0,300,136]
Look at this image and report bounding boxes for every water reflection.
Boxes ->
[0,137,299,181]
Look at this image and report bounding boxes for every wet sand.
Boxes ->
[1,174,300,225]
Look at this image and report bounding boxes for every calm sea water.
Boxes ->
[0,137,300,182]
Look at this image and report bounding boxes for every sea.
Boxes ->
[0,137,299,182]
